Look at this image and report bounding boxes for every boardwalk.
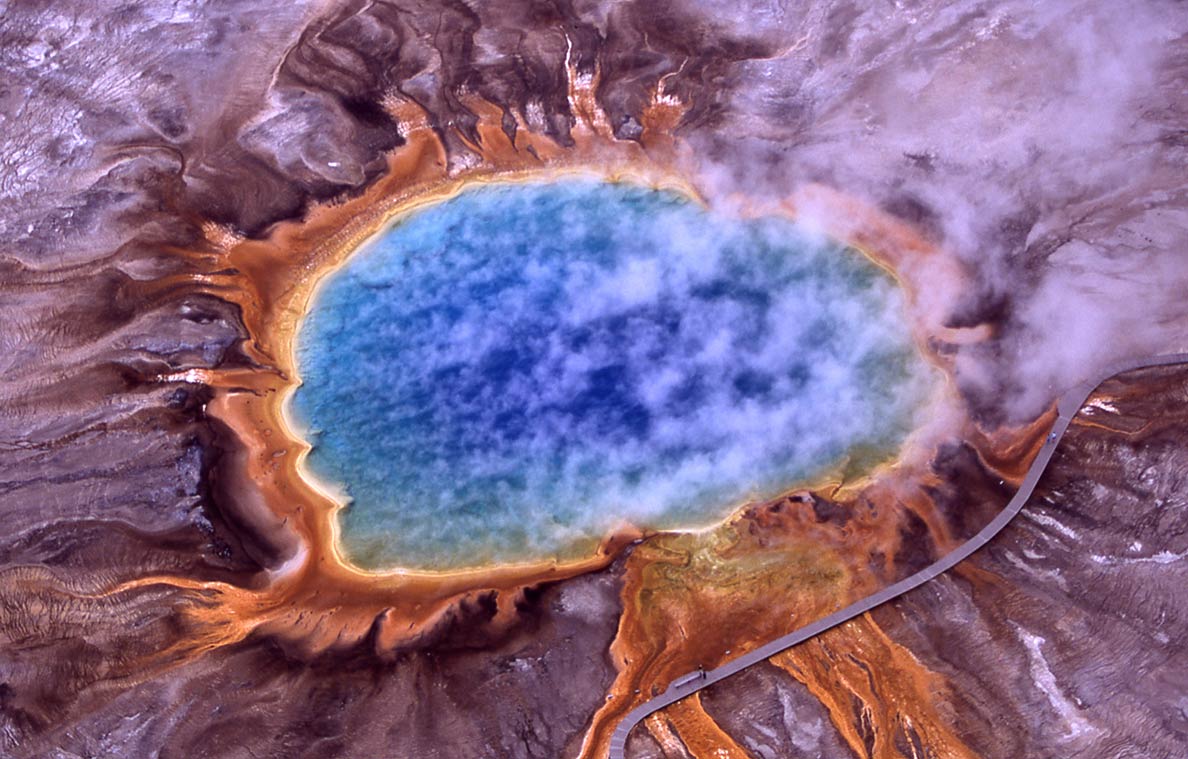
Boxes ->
[608,352,1188,758]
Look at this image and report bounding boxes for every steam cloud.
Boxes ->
[675,0,1188,421]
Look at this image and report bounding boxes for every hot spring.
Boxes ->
[289,179,938,571]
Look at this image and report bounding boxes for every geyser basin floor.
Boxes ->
[290,180,939,570]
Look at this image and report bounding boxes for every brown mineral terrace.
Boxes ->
[608,351,1188,758]
[3,2,1186,757]
[125,69,980,670]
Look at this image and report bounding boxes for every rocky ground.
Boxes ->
[2,1,1187,757]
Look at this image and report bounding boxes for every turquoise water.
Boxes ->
[290,180,935,570]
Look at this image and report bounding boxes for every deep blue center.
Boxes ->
[290,180,934,570]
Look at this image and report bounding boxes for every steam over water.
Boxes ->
[291,181,937,570]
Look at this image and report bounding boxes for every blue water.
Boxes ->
[290,180,935,570]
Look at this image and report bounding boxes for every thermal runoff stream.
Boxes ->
[289,180,939,570]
